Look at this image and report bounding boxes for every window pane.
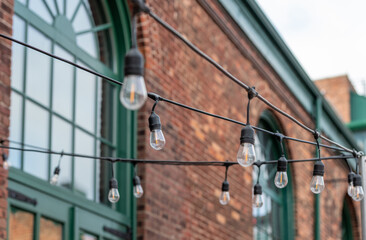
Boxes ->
[51,116,72,189]
[67,0,79,19]
[29,0,53,24]
[44,0,57,17]
[40,217,63,240]
[74,129,95,200]
[8,92,22,168]
[9,208,34,240]
[24,101,49,180]
[53,45,74,119]
[72,4,92,33]
[75,63,95,133]
[76,32,97,58]
[11,15,26,91]
[26,26,51,106]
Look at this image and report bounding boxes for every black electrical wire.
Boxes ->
[0,144,351,166]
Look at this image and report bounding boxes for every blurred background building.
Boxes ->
[0,0,363,239]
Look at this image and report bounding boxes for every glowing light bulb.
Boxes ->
[252,184,263,208]
[237,125,256,167]
[274,156,288,188]
[133,176,143,198]
[310,161,325,194]
[219,180,230,205]
[120,48,147,110]
[347,172,355,197]
[108,178,120,203]
[50,166,60,185]
[352,175,364,201]
[149,112,166,150]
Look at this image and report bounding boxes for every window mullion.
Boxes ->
[48,41,55,182]
[71,55,77,192]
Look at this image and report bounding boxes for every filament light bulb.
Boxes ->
[310,161,325,194]
[237,125,256,167]
[252,183,263,208]
[120,48,147,110]
[108,178,120,203]
[274,156,288,188]
[347,172,355,197]
[219,180,230,205]
[352,174,364,201]
[50,166,60,185]
[133,176,144,198]
[149,112,166,150]
[2,153,9,170]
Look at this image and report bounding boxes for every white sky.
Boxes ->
[256,0,366,95]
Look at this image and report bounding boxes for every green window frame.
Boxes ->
[342,197,354,240]
[8,0,137,239]
[253,111,294,240]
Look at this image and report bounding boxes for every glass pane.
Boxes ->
[29,0,54,24]
[40,217,63,240]
[11,15,26,91]
[24,101,49,180]
[9,208,34,240]
[26,26,51,106]
[51,116,72,188]
[8,92,22,168]
[44,0,57,16]
[72,4,92,32]
[53,45,74,119]
[76,33,97,58]
[75,62,95,133]
[80,231,98,240]
[67,0,79,19]
[56,0,64,15]
[74,129,95,200]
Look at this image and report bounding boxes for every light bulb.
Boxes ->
[108,178,120,203]
[310,161,325,194]
[310,175,325,194]
[150,130,165,150]
[347,172,355,197]
[149,112,165,150]
[50,174,59,185]
[274,156,288,188]
[237,125,256,167]
[50,166,60,185]
[120,47,147,110]
[133,176,143,198]
[120,75,147,110]
[253,183,263,208]
[352,174,364,201]
[237,143,256,167]
[2,153,9,170]
[219,180,230,205]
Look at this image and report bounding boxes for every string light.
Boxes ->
[133,165,144,198]
[347,172,356,197]
[352,174,364,201]
[274,156,288,188]
[50,151,63,185]
[2,153,9,170]
[219,164,230,205]
[252,183,263,208]
[148,99,166,150]
[237,88,257,167]
[108,163,120,203]
[310,161,325,194]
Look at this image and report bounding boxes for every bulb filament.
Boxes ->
[130,83,135,103]
[280,173,282,183]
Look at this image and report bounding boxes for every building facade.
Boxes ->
[0,0,362,239]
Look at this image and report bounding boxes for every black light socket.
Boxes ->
[221,180,229,192]
[109,178,118,189]
[124,48,144,76]
[313,161,325,176]
[2,153,7,161]
[354,175,362,187]
[133,176,141,186]
[53,166,60,175]
[240,125,255,145]
[254,183,262,195]
[277,156,287,172]
[149,112,161,131]
[348,172,355,184]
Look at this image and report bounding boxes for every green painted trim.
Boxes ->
[351,92,366,122]
[314,97,322,240]
[348,120,366,132]
[218,0,359,153]
[342,199,354,240]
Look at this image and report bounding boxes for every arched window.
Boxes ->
[253,111,295,240]
[8,0,134,239]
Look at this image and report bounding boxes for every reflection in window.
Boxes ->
[9,207,35,240]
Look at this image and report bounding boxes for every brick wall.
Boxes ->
[315,75,355,123]
[0,0,12,239]
[136,1,360,239]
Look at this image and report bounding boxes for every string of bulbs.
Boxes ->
[0,0,364,207]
